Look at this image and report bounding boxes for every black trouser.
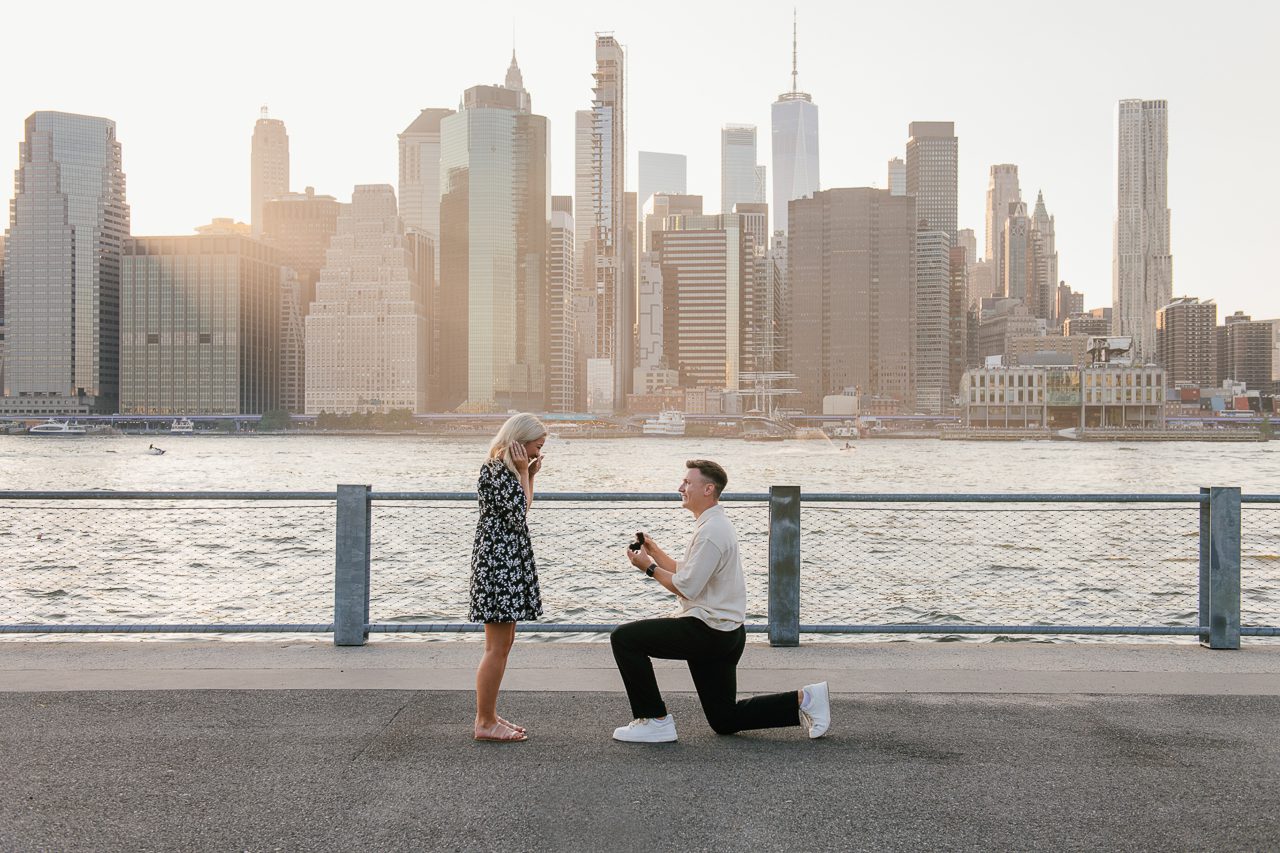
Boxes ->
[610,617,800,735]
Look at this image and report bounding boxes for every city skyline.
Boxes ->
[2,1,1278,324]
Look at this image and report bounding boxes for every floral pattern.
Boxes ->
[469,457,542,623]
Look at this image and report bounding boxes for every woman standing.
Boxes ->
[470,413,546,742]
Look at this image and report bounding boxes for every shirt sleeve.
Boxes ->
[671,535,724,601]
[477,463,527,530]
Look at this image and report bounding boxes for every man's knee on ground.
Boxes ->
[707,714,740,736]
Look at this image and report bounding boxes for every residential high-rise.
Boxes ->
[438,58,550,412]
[638,151,687,213]
[250,107,289,237]
[584,35,628,412]
[906,121,957,413]
[1217,311,1273,390]
[651,213,755,392]
[887,158,906,196]
[261,187,342,413]
[549,196,576,413]
[771,11,819,236]
[305,185,432,414]
[572,108,596,409]
[1114,99,1172,362]
[985,164,1020,268]
[398,107,454,270]
[1029,191,1059,324]
[788,188,916,411]
[721,125,766,214]
[1155,297,1217,388]
[121,234,282,414]
[2,111,129,416]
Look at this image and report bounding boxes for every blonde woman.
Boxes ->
[470,412,546,742]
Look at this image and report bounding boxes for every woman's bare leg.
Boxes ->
[475,622,517,733]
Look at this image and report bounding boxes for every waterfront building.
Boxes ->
[261,187,341,413]
[788,188,915,412]
[2,111,129,417]
[1029,192,1059,324]
[398,107,454,274]
[962,350,1165,429]
[887,158,906,197]
[721,125,766,215]
[1114,99,1172,362]
[978,298,1039,362]
[1156,296,1217,389]
[250,108,289,237]
[985,164,1020,291]
[305,185,432,414]
[1217,311,1273,390]
[120,233,282,415]
[650,213,756,393]
[438,58,550,412]
[583,34,629,412]
[771,12,819,236]
[549,196,576,413]
[1006,334,1090,368]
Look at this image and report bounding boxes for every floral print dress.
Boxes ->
[468,457,542,623]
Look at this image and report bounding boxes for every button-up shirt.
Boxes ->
[671,503,747,631]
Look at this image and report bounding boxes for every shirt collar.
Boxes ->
[695,503,724,528]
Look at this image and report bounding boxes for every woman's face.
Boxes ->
[523,435,546,459]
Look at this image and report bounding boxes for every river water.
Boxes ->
[2,434,1277,642]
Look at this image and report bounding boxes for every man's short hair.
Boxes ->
[686,459,728,496]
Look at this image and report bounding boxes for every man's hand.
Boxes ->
[625,546,652,571]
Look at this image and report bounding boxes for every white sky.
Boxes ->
[3,0,1278,319]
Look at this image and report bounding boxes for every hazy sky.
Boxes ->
[3,0,1278,319]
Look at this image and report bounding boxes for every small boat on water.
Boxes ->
[146,444,166,456]
[169,417,196,435]
[28,420,87,437]
[642,410,686,436]
[743,432,783,442]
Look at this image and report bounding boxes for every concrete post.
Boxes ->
[1203,486,1241,650]
[334,484,372,646]
[768,485,801,647]
[1198,487,1210,645]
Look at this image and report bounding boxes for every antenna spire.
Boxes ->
[791,8,798,92]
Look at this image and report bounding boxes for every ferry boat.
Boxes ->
[642,410,686,436]
[169,417,196,435]
[28,420,87,436]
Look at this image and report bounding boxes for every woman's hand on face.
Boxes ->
[509,440,530,473]
[528,453,543,476]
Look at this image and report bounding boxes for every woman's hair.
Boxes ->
[488,413,547,475]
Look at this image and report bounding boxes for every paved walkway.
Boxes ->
[3,640,1280,851]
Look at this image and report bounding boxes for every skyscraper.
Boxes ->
[121,234,282,414]
[771,12,819,237]
[250,107,289,237]
[985,164,1020,265]
[906,121,957,413]
[549,196,576,413]
[398,107,454,269]
[637,151,687,213]
[905,122,958,239]
[789,188,916,412]
[1029,191,1059,325]
[721,125,766,214]
[305,185,432,414]
[1217,311,1273,389]
[261,187,341,413]
[438,56,550,412]
[1001,201,1031,302]
[887,158,906,196]
[2,111,129,416]
[585,34,627,412]
[1114,99,1172,362]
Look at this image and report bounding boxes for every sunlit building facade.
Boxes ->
[250,108,288,237]
[771,15,819,236]
[548,197,576,413]
[2,111,129,416]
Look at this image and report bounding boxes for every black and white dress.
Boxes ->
[468,457,542,623]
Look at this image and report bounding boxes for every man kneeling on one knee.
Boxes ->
[611,459,830,743]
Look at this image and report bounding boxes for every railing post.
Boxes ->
[1198,486,1210,645]
[1202,486,1241,650]
[335,484,372,646]
[768,485,801,647]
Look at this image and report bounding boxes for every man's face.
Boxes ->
[678,468,715,510]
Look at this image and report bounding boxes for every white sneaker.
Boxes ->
[799,681,831,739]
[612,715,678,743]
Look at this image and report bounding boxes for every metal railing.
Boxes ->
[0,486,1267,649]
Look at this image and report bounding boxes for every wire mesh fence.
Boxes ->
[1242,505,1280,631]
[798,502,1201,632]
[368,499,771,627]
[0,501,334,628]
